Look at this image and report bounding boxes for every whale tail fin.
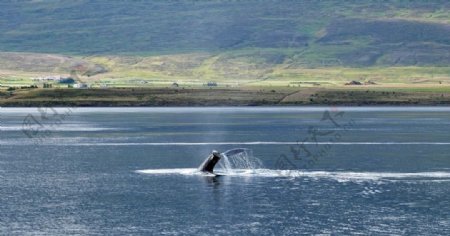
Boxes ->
[198,150,222,173]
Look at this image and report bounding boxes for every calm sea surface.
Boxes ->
[1,107,450,235]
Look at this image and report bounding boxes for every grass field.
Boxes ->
[2,86,449,107]
[1,52,449,88]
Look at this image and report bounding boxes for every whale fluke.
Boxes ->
[198,150,222,173]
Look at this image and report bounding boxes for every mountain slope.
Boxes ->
[0,0,449,67]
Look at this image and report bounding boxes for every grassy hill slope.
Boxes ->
[0,0,449,67]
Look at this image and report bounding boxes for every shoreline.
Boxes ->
[2,103,450,107]
[1,87,449,107]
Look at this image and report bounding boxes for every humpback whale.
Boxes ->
[198,150,222,173]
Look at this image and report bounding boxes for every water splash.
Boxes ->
[218,148,264,173]
[136,168,450,182]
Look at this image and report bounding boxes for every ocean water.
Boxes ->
[1,107,449,235]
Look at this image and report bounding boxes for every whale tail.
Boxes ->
[198,150,222,173]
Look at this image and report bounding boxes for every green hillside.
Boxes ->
[1,0,449,67]
[1,0,450,107]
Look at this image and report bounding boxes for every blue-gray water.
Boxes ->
[1,107,450,235]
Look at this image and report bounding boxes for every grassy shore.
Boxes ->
[1,86,449,107]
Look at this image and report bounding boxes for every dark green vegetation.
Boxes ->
[1,87,449,106]
[0,88,289,106]
[1,0,449,67]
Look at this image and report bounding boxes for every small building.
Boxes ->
[32,75,62,82]
[73,83,89,89]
